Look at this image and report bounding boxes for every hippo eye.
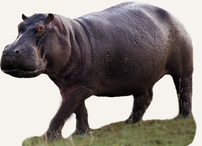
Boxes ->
[40,26,44,30]
[35,24,46,37]
[39,25,45,31]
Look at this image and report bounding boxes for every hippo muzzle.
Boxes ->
[1,42,45,78]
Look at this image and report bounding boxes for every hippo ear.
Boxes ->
[22,14,28,21]
[46,13,54,23]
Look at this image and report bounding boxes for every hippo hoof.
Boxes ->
[73,128,92,136]
[175,113,192,120]
[43,130,62,142]
[125,116,142,124]
[22,136,43,146]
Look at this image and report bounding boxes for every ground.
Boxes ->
[22,116,196,146]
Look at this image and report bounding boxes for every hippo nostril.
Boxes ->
[15,50,20,55]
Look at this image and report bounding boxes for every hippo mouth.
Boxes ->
[2,65,46,78]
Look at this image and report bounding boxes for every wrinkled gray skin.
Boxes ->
[1,2,193,141]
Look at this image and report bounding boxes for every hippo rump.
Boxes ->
[1,2,193,140]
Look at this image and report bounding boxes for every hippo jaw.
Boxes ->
[2,62,46,78]
[1,42,47,78]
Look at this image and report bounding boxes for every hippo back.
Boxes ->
[75,2,192,96]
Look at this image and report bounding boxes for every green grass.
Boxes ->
[22,116,196,146]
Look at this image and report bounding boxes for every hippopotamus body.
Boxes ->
[1,2,193,140]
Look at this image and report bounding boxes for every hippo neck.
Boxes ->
[48,17,92,89]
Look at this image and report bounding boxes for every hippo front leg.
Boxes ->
[44,86,93,141]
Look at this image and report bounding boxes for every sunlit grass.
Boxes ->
[23,116,196,146]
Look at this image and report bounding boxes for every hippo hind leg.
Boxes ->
[172,75,192,118]
[125,88,153,123]
[74,101,90,135]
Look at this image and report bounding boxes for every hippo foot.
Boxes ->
[73,128,92,136]
[22,136,44,146]
[43,130,62,142]
[175,113,192,120]
[22,131,62,146]
[125,116,142,124]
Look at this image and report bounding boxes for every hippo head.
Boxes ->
[1,13,70,78]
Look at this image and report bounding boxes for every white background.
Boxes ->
[0,0,201,145]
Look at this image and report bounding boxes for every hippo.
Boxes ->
[1,2,193,140]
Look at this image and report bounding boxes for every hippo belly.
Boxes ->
[94,46,169,96]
